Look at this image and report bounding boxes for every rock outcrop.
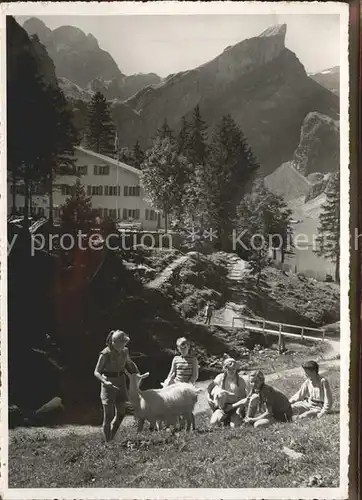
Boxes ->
[292,112,339,176]
[305,173,332,202]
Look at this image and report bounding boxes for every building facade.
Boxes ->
[8,147,164,231]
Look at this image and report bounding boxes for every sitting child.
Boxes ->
[162,337,199,387]
[235,370,293,429]
[289,360,333,419]
[207,356,248,428]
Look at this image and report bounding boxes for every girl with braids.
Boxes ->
[207,356,248,427]
[239,370,293,428]
[94,330,139,442]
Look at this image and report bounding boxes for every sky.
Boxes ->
[17,14,341,77]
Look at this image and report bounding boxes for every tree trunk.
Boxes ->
[48,171,54,228]
[11,167,17,214]
[23,165,29,229]
[29,185,33,217]
[281,244,285,264]
[335,254,340,283]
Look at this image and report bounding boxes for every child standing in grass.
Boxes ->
[162,337,199,387]
[94,330,139,442]
[289,360,333,419]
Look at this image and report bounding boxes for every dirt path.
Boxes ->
[212,254,248,326]
[145,254,189,289]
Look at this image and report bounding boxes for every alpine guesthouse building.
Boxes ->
[8,147,164,231]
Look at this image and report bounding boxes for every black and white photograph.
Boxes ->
[0,1,351,499]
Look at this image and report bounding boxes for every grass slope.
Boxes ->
[9,368,340,489]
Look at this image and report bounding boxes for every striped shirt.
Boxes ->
[174,355,195,383]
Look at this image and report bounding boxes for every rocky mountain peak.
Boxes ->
[23,17,52,44]
[259,23,287,39]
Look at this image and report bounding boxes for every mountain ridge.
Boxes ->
[22,17,162,100]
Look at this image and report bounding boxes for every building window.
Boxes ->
[77,165,88,175]
[105,186,109,196]
[91,186,103,196]
[146,209,157,221]
[10,184,26,195]
[103,208,109,218]
[109,208,117,220]
[32,184,46,195]
[124,185,140,197]
[61,184,73,196]
[94,165,110,175]
[125,208,140,220]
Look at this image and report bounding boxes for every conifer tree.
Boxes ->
[187,104,208,165]
[7,16,78,226]
[132,140,145,169]
[157,118,174,141]
[86,91,115,155]
[205,114,259,249]
[177,115,191,156]
[315,172,340,282]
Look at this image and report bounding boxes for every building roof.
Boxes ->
[76,146,141,176]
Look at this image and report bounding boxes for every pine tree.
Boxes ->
[205,114,259,249]
[177,115,191,156]
[156,118,174,141]
[60,178,95,235]
[187,104,208,165]
[7,17,78,226]
[37,85,79,225]
[86,91,115,155]
[141,137,191,232]
[132,140,145,169]
[315,172,340,282]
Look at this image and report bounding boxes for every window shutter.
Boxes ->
[117,186,121,196]
[124,186,128,196]
[123,208,127,219]
[105,186,109,196]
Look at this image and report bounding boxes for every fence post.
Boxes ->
[322,329,325,341]
[301,327,304,340]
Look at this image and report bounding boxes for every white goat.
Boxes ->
[127,372,201,432]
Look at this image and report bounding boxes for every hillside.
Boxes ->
[309,66,340,96]
[22,17,162,101]
[110,23,339,175]
[264,162,311,201]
